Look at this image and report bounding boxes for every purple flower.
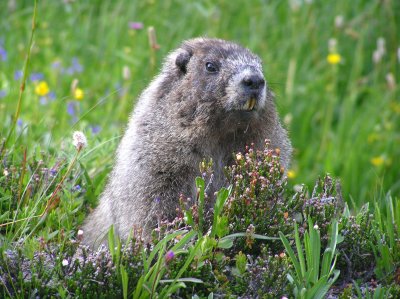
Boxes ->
[30,72,44,82]
[17,119,23,127]
[165,251,175,263]
[72,185,82,192]
[129,22,144,30]
[52,60,62,70]
[48,91,56,101]
[91,125,102,134]
[14,70,23,81]
[154,197,161,203]
[0,45,7,61]
[39,96,48,105]
[67,101,77,116]
[0,89,7,99]
[72,57,83,72]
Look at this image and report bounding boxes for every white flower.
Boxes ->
[62,259,69,266]
[373,49,383,64]
[328,38,337,53]
[334,15,344,28]
[77,229,84,237]
[72,131,87,150]
[314,224,319,230]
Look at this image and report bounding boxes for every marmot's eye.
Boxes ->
[205,62,218,73]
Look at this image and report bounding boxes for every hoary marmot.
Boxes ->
[82,38,292,247]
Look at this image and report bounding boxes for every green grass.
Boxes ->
[0,0,399,296]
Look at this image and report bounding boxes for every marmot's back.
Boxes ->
[82,38,292,247]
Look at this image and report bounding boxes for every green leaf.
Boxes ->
[217,237,233,249]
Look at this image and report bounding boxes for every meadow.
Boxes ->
[0,0,400,298]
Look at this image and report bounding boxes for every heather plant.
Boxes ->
[223,141,301,252]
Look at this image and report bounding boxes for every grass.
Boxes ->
[0,0,399,297]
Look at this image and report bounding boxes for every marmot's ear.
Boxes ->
[175,50,192,74]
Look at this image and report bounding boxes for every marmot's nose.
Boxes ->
[241,74,265,90]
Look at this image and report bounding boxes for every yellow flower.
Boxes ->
[35,81,50,96]
[287,170,297,179]
[74,88,84,100]
[327,53,341,65]
[370,156,384,167]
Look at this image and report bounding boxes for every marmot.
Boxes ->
[82,38,292,247]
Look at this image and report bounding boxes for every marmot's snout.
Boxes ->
[229,67,267,112]
[241,73,265,91]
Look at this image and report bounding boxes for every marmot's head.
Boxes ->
[163,38,273,130]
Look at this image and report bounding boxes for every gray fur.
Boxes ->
[82,38,292,247]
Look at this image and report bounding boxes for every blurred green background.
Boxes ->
[0,0,399,207]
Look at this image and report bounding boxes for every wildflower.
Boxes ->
[371,156,384,167]
[17,119,23,127]
[67,101,77,116]
[30,72,44,82]
[62,259,69,266]
[165,250,175,263]
[35,81,50,96]
[373,50,383,64]
[0,89,7,98]
[327,53,341,65]
[66,57,83,74]
[77,229,83,237]
[129,22,144,30]
[52,59,62,70]
[14,70,23,80]
[72,185,82,192]
[3,169,9,177]
[72,131,87,151]
[91,125,102,134]
[0,45,7,61]
[334,15,344,28]
[328,38,337,52]
[236,153,243,161]
[39,97,48,105]
[287,170,296,179]
[314,224,319,230]
[373,37,386,64]
[74,88,84,100]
